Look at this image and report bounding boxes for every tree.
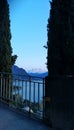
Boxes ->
[0,0,17,73]
[47,0,74,75]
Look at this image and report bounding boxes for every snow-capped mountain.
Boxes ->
[28,68,48,78]
[27,68,47,74]
[28,72,48,78]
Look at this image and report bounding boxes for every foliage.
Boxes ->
[11,55,18,65]
[0,0,17,73]
[11,94,23,108]
[47,0,74,75]
[16,94,23,108]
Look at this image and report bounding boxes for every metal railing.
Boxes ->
[0,72,45,120]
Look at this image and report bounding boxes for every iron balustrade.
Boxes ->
[0,72,45,120]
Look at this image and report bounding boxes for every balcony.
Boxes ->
[0,72,50,130]
[0,72,45,119]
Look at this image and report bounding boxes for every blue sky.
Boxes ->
[8,0,50,72]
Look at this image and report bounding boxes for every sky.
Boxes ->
[8,0,50,72]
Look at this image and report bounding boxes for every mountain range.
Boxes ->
[29,72,48,78]
[12,65,48,78]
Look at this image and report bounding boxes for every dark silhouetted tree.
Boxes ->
[47,0,74,75]
[0,0,17,73]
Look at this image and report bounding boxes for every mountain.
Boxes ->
[28,72,48,78]
[12,65,29,79]
[28,68,47,74]
[12,65,48,78]
[28,68,48,78]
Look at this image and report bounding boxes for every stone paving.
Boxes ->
[0,102,50,130]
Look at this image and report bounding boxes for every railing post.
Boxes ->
[29,77,31,115]
[22,80,24,105]
[38,82,40,110]
[5,75,8,99]
[33,82,35,105]
[15,79,17,107]
[25,81,27,106]
[0,74,3,101]
[9,75,11,102]
[18,76,20,96]
[3,77,5,99]
[43,78,45,121]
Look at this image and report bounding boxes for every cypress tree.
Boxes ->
[0,0,17,73]
[47,0,74,75]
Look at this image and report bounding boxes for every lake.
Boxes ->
[12,79,45,103]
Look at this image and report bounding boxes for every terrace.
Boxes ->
[0,102,50,130]
[0,72,50,130]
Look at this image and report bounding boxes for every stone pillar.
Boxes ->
[44,76,52,127]
[45,76,74,129]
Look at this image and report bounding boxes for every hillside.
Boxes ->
[12,65,48,78]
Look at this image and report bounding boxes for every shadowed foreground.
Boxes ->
[0,102,50,130]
